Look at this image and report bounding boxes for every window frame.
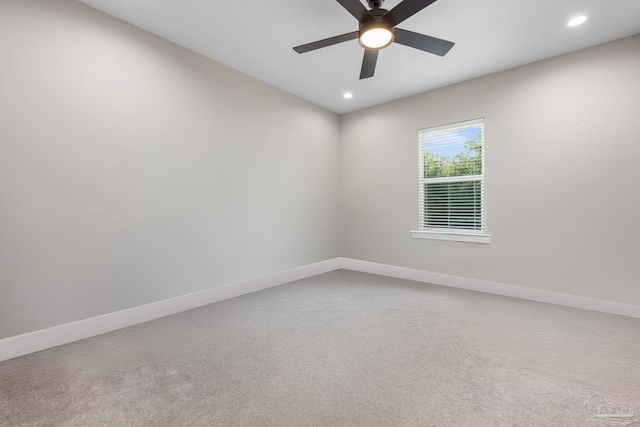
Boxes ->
[411,118,491,244]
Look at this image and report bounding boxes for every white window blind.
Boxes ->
[418,118,485,232]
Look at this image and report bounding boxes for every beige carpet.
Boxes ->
[1,270,639,426]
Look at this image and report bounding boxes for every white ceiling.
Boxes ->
[77,0,640,114]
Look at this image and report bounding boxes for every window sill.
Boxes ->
[410,230,491,244]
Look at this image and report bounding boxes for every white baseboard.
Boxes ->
[2,257,638,363]
[0,258,341,363]
[336,257,640,319]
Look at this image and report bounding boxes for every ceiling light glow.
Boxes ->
[359,26,394,49]
[568,15,587,27]
[343,92,353,99]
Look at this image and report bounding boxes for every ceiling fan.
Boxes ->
[293,0,455,79]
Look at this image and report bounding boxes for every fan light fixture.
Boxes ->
[359,22,394,49]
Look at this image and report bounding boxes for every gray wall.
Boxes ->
[339,35,640,307]
[0,0,340,339]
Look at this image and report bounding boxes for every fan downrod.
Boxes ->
[367,0,384,9]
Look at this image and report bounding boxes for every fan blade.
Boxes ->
[360,49,379,79]
[393,28,454,56]
[293,31,359,54]
[385,0,437,27]
[336,0,372,23]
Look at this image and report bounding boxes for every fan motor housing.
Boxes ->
[359,9,394,49]
[359,8,391,29]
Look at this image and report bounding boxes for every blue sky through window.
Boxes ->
[423,125,482,158]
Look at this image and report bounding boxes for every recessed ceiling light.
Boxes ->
[343,92,353,99]
[568,15,588,27]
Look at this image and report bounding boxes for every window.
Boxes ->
[411,118,490,244]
